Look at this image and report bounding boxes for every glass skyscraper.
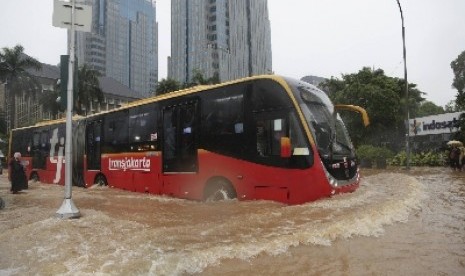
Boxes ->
[169,0,272,84]
[75,0,158,97]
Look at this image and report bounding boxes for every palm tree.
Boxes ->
[75,64,104,115]
[39,89,61,119]
[0,45,42,131]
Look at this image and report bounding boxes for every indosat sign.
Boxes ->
[409,112,462,136]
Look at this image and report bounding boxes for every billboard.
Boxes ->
[409,112,462,136]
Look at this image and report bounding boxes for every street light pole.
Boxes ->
[56,0,80,219]
[53,0,91,219]
[396,0,410,170]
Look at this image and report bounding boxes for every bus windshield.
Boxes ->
[296,84,355,159]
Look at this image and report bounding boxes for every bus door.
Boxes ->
[162,100,199,197]
[86,120,102,171]
[252,110,294,203]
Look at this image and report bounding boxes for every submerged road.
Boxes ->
[0,167,464,275]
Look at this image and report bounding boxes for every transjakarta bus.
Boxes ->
[9,75,369,205]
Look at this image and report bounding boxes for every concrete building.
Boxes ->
[75,0,158,97]
[169,0,272,84]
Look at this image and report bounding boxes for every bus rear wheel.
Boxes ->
[94,174,108,187]
[204,178,237,202]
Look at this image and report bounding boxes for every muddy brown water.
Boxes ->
[0,167,464,275]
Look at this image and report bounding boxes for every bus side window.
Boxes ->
[253,112,312,168]
[201,88,245,156]
[256,118,287,157]
[103,110,129,153]
[129,103,158,152]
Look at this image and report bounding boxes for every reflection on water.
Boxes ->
[0,168,464,275]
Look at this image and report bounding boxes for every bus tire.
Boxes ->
[30,172,39,182]
[204,177,237,202]
[94,174,108,186]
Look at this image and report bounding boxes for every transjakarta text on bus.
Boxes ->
[9,75,369,205]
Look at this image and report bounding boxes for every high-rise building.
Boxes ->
[75,0,158,97]
[169,0,272,84]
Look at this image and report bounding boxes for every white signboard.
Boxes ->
[53,0,92,32]
[409,112,462,136]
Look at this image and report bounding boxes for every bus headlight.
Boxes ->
[325,170,338,187]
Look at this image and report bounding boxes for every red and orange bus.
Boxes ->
[9,75,368,204]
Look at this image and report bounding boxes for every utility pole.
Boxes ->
[396,0,410,170]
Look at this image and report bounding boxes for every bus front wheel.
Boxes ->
[204,178,237,202]
[94,174,108,187]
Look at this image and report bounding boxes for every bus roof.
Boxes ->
[85,74,288,119]
[11,74,291,129]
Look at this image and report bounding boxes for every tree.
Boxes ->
[0,45,42,130]
[450,51,465,141]
[415,101,444,117]
[444,100,463,113]
[184,69,220,88]
[319,67,425,151]
[156,78,181,95]
[39,89,61,119]
[156,70,219,96]
[451,50,465,108]
[75,64,103,115]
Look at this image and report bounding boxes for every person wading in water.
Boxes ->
[8,152,27,194]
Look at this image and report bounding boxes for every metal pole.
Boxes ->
[396,0,410,170]
[57,0,80,219]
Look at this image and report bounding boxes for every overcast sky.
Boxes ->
[1,0,464,107]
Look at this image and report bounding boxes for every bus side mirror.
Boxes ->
[335,104,370,127]
[280,137,292,158]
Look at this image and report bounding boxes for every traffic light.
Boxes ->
[58,55,78,111]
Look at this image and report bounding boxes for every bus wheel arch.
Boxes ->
[94,174,108,186]
[203,177,237,202]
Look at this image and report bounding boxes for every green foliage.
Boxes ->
[319,67,425,152]
[156,78,181,95]
[0,45,42,83]
[356,145,394,160]
[184,69,220,88]
[0,44,43,129]
[157,70,220,96]
[39,89,61,119]
[444,100,463,112]
[415,101,444,117]
[75,64,103,115]
[389,150,445,166]
[451,50,465,108]
[450,51,465,141]
[453,113,465,142]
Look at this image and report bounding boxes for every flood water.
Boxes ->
[0,167,464,275]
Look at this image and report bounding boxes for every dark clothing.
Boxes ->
[9,158,27,193]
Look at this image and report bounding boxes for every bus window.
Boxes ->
[256,117,287,157]
[129,103,159,152]
[201,87,245,156]
[251,79,293,112]
[253,111,312,168]
[103,110,129,153]
[31,127,49,169]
